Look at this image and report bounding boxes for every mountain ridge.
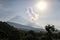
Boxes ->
[7,21,46,32]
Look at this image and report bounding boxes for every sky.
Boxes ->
[0,0,60,29]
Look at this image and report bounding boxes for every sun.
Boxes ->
[38,1,46,10]
[35,1,47,11]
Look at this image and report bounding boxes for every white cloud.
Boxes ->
[27,7,39,21]
[26,7,40,26]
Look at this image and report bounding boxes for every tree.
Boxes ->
[45,24,55,40]
[0,21,20,40]
[45,24,55,33]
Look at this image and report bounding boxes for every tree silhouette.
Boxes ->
[0,21,20,40]
[0,21,59,40]
[45,24,55,33]
[45,24,55,40]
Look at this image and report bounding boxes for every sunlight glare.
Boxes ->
[35,1,47,11]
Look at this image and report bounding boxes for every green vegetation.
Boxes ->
[0,21,60,40]
[0,21,20,40]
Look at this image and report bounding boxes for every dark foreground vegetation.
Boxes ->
[0,21,60,40]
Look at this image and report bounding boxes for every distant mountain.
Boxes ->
[7,22,46,32]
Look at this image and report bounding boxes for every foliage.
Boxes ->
[0,21,20,40]
[0,21,60,40]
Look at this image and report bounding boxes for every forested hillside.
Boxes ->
[0,21,60,40]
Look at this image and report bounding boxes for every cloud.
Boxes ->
[26,7,40,26]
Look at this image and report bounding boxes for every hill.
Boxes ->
[7,21,46,32]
